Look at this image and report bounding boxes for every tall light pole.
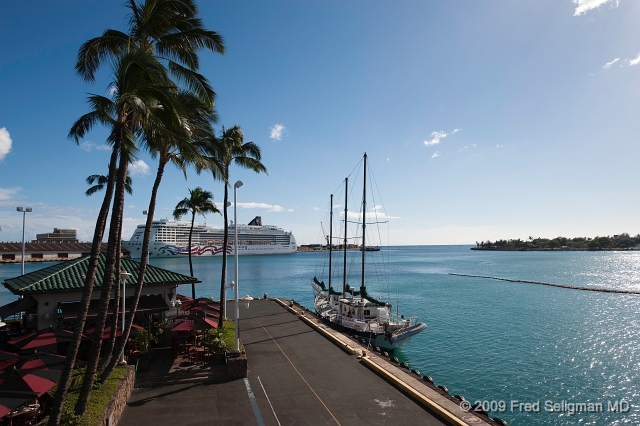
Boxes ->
[224,202,231,320]
[119,271,132,364]
[16,207,32,275]
[233,180,243,353]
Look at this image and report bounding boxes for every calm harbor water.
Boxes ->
[1,246,638,425]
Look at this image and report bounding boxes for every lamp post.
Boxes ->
[233,180,243,353]
[224,202,231,320]
[119,271,132,364]
[16,207,32,276]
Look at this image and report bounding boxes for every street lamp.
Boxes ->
[233,180,243,353]
[119,271,132,365]
[16,207,32,275]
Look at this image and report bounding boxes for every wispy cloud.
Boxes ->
[573,0,619,16]
[603,58,620,68]
[0,127,13,161]
[424,131,446,146]
[343,209,400,220]
[129,160,150,176]
[431,151,440,159]
[313,207,319,211]
[269,124,287,140]
[424,128,461,147]
[80,141,110,152]
[0,187,20,201]
[629,53,640,66]
[237,202,292,212]
[496,143,507,148]
[458,143,477,152]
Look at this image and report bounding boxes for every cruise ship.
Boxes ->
[123,216,297,258]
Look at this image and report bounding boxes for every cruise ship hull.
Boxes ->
[124,241,297,258]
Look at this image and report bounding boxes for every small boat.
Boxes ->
[312,153,426,350]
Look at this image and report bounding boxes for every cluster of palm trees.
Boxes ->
[48,1,266,424]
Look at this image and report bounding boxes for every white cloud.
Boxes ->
[129,160,150,176]
[387,158,390,161]
[0,187,20,201]
[431,151,440,159]
[496,143,507,148]
[269,124,287,140]
[343,209,400,220]
[313,207,319,211]
[458,143,477,152]
[237,202,290,212]
[80,141,110,152]
[629,53,640,66]
[424,131,446,146]
[108,86,118,96]
[424,128,461,147]
[603,58,620,68]
[573,0,619,16]
[0,127,13,161]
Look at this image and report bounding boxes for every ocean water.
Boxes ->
[1,246,639,425]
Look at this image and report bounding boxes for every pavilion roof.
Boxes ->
[3,253,199,295]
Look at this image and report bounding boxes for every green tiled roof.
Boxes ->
[3,254,199,295]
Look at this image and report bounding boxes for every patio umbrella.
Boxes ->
[85,326,122,340]
[171,321,194,332]
[0,351,19,372]
[16,352,66,371]
[0,368,54,397]
[0,390,37,418]
[6,327,85,354]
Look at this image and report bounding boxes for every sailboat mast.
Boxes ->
[328,194,333,293]
[361,153,367,295]
[343,177,348,298]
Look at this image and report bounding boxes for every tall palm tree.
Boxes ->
[101,94,222,383]
[173,187,221,297]
[86,168,133,196]
[201,125,267,324]
[76,0,224,106]
[85,168,130,371]
[48,48,181,424]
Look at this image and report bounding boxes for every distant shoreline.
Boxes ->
[471,247,639,252]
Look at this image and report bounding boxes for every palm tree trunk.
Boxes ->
[74,148,129,415]
[48,139,120,426]
[218,177,229,327]
[98,219,122,372]
[189,211,195,298]
[101,158,166,383]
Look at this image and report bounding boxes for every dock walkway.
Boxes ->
[119,299,492,425]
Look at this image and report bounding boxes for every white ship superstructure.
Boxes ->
[124,216,297,258]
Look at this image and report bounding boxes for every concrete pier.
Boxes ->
[119,299,497,425]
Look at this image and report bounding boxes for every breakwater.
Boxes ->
[449,273,640,295]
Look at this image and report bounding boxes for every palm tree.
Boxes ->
[101,94,222,383]
[48,48,181,424]
[173,187,221,297]
[75,0,224,106]
[85,168,130,371]
[201,125,267,324]
[86,169,133,196]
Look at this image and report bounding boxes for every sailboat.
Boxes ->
[312,153,426,350]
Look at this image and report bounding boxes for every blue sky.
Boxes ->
[1,0,639,245]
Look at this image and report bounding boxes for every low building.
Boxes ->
[0,242,115,263]
[35,228,78,243]
[1,254,200,330]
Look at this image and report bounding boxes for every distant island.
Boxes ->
[472,233,640,251]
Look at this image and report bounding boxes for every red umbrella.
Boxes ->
[0,368,55,397]
[85,327,122,340]
[203,318,218,328]
[6,328,85,354]
[171,321,194,332]
[17,352,66,371]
